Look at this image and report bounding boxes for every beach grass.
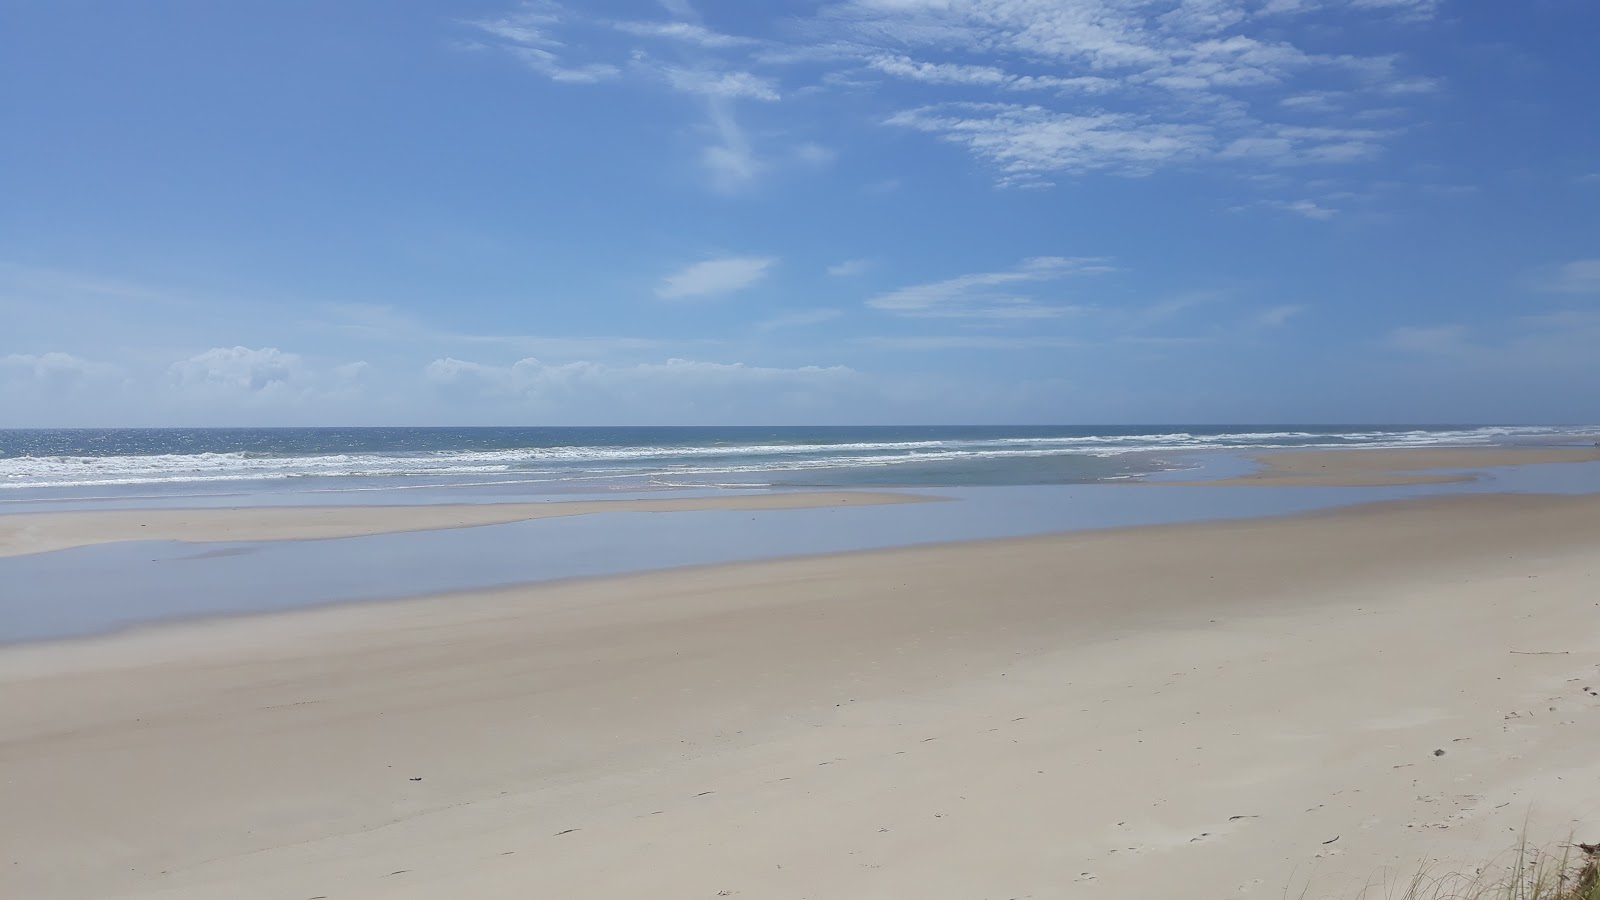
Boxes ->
[1357,842,1599,900]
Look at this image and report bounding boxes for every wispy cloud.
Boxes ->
[1254,304,1308,328]
[700,100,762,191]
[856,335,1082,350]
[867,256,1112,319]
[607,19,753,48]
[657,256,776,300]
[1530,259,1600,295]
[820,0,1433,184]
[757,308,843,331]
[827,259,871,277]
[1277,198,1339,219]
[468,6,621,83]
[468,0,1440,190]
[424,356,859,411]
[1380,312,1600,386]
[312,303,685,358]
[866,55,1114,93]
[664,68,779,101]
[887,105,1212,185]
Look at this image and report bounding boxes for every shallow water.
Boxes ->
[6,459,1600,644]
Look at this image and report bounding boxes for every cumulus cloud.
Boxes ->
[1,352,121,388]
[657,256,776,299]
[169,346,303,392]
[867,256,1112,319]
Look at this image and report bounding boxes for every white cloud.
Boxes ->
[664,68,779,101]
[1277,198,1338,219]
[889,104,1213,184]
[1254,304,1307,327]
[1382,76,1441,95]
[1279,91,1347,112]
[868,54,1119,94]
[830,0,1431,183]
[827,259,871,277]
[468,7,621,83]
[608,19,753,48]
[866,55,1012,87]
[657,256,776,299]
[507,46,621,83]
[867,256,1113,319]
[856,335,1082,350]
[168,346,303,392]
[1,352,121,387]
[702,100,762,191]
[469,0,1440,188]
[1531,259,1600,295]
[1264,0,1440,19]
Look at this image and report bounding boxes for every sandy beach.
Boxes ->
[0,491,937,558]
[1193,446,1600,486]
[4,491,1600,899]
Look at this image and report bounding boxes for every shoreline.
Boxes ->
[4,447,1599,560]
[5,492,1600,898]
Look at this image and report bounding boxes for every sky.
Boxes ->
[2,0,1598,427]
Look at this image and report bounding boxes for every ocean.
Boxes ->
[1,424,1594,504]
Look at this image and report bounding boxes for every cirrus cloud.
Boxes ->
[657,256,777,300]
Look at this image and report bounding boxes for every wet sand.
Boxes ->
[4,493,1600,898]
[1189,446,1600,486]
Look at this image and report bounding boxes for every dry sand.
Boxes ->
[4,494,1600,898]
[1188,446,1600,486]
[0,491,938,558]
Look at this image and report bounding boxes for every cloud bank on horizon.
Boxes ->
[2,0,1598,425]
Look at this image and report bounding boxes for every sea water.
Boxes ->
[3,424,1592,505]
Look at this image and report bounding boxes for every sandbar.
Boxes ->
[0,490,941,558]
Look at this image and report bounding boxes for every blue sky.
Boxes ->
[2,0,1597,426]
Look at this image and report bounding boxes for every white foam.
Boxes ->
[1,425,1592,490]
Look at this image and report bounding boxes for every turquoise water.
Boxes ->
[2,425,1593,503]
